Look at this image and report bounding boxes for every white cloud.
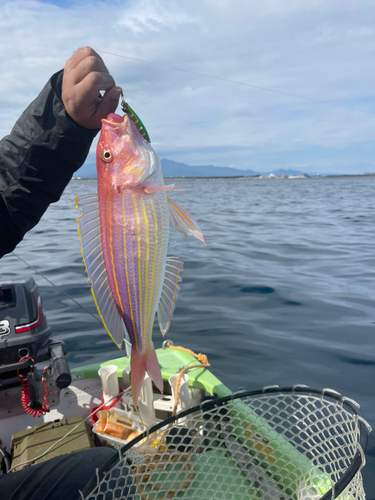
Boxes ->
[1,0,375,173]
[117,0,198,33]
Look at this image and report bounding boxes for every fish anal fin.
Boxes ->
[167,198,204,243]
[158,259,183,336]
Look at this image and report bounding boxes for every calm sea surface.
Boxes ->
[1,177,375,496]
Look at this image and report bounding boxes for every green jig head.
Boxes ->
[121,93,151,143]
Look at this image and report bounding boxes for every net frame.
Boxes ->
[81,385,371,500]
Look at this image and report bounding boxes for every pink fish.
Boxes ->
[76,112,204,409]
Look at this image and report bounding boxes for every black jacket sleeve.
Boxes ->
[0,70,99,258]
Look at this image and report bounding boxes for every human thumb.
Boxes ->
[97,86,123,118]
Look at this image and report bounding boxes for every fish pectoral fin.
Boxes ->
[158,258,184,336]
[143,184,184,194]
[76,194,125,349]
[167,197,205,243]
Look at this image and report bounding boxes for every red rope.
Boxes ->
[17,357,51,418]
[40,366,52,413]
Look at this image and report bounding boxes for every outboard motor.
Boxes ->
[0,277,71,414]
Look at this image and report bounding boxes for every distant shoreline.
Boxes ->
[165,174,375,180]
[72,173,375,181]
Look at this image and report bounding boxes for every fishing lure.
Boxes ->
[121,92,151,143]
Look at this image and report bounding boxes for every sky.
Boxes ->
[1,0,375,174]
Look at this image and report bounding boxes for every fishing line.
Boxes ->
[11,252,102,325]
[98,50,375,116]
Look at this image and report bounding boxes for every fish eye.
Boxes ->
[101,150,113,163]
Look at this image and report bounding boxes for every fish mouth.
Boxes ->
[102,113,125,127]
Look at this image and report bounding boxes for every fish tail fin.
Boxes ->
[145,343,164,393]
[130,347,146,410]
[130,343,163,409]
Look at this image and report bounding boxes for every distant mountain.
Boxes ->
[160,159,258,177]
[75,159,331,179]
[77,159,259,178]
[160,160,325,178]
[76,162,96,178]
[269,168,311,176]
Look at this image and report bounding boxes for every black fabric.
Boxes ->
[0,447,125,500]
[0,70,99,258]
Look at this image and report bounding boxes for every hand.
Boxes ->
[62,47,122,129]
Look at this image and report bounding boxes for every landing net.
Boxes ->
[82,386,371,500]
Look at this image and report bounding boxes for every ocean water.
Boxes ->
[1,177,374,497]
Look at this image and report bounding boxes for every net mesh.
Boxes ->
[83,388,370,500]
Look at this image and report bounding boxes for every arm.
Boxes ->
[0,70,96,257]
[0,47,121,258]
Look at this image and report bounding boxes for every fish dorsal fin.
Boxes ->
[167,198,205,243]
[158,258,184,335]
[76,195,125,349]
